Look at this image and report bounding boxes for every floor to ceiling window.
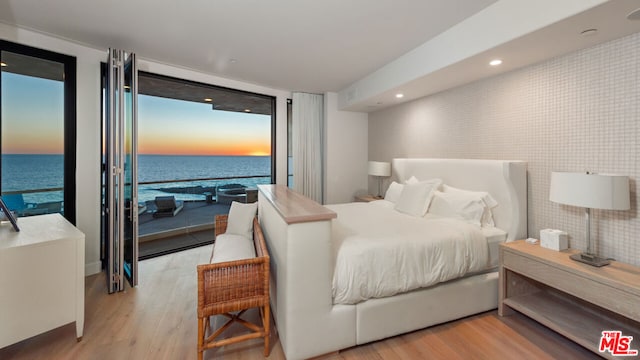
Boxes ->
[135,72,275,258]
[0,40,76,223]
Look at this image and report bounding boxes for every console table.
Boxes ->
[0,213,85,348]
[499,240,640,358]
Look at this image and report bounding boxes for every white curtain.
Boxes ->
[292,92,324,203]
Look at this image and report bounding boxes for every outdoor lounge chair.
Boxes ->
[152,196,184,218]
[1,194,51,217]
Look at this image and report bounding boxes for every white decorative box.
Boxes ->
[539,229,568,251]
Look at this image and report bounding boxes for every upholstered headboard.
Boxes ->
[392,158,527,241]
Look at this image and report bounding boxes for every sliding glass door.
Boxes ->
[103,49,138,293]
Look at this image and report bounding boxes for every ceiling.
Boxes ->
[0,0,497,93]
[1,1,639,113]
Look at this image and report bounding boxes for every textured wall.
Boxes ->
[369,32,639,266]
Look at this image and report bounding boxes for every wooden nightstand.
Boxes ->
[354,194,382,202]
[499,240,640,358]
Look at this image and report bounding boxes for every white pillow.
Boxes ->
[384,181,404,203]
[442,185,498,227]
[225,201,258,239]
[394,179,442,217]
[428,191,485,226]
[211,233,256,263]
[405,176,419,185]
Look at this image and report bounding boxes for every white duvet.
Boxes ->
[326,201,489,305]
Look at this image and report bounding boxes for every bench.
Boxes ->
[196,214,270,358]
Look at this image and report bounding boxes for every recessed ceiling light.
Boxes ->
[395,93,404,99]
[230,59,238,64]
[489,59,502,66]
[244,109,251,112]
[580,28,598,37]
[0,62,6,67]
[204,98,212,102]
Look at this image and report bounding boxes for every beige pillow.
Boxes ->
[225,201,258,239]
[211,233,256,263]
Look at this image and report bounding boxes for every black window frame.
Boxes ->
[0,40,77,224]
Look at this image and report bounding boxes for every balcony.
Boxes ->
[2,174,269,259]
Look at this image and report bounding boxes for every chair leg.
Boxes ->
[197,317,204,360]
[263,303,271,357]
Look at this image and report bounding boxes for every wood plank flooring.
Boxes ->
[0,245,599,359]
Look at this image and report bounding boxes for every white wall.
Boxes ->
[323,92,368,204]
[368,32,640,266]
[0,23,291,275]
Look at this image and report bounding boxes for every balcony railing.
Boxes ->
[136,175,270,242]
[1,187,64,217]
[3,175,271,259]
[2,174,270,231]
[137,174,271,203]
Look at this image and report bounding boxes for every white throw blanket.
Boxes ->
[326,201,489,305]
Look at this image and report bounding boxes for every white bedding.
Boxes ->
[327,201,490,305]
[482,226,507,268]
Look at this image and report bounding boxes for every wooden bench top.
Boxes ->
[257,185,336,224]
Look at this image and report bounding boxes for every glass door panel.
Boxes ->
[103,49,137,293]
[123,53,138,286]
[104,48,119,293]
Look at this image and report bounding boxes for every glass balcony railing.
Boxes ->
[136,174,269,258]
[136,175,269,237]
[1,188,64,217]
[2,173,269,223]
[3,174,270,259]
[138,174,269,203]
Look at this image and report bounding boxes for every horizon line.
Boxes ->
[2,153,272,157]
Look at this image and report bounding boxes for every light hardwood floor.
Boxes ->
[0,245,598,359]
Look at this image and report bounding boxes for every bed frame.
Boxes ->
[257,159,527,360]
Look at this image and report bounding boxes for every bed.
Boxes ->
[327,201,504,305]
[257,158,527,360]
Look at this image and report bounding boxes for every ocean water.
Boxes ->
[1,154,64,203]
[1,154,272,203]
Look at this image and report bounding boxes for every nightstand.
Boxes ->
[499,240,640,358]
[354,194,382,202]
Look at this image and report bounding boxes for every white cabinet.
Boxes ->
[0,213,85,348]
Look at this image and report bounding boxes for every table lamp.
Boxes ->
[549,171,630,267]
[368,161,391,197]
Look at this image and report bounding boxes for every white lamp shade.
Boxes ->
[368,161,391,177]
[549,172,630,210]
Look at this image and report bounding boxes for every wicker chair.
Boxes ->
[197,215,270,359]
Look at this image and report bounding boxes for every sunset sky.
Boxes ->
[138,95,271,156]
[1,71,271,156]
[1,72,64,154]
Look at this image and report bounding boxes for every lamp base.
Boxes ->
[569,252,610,267]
